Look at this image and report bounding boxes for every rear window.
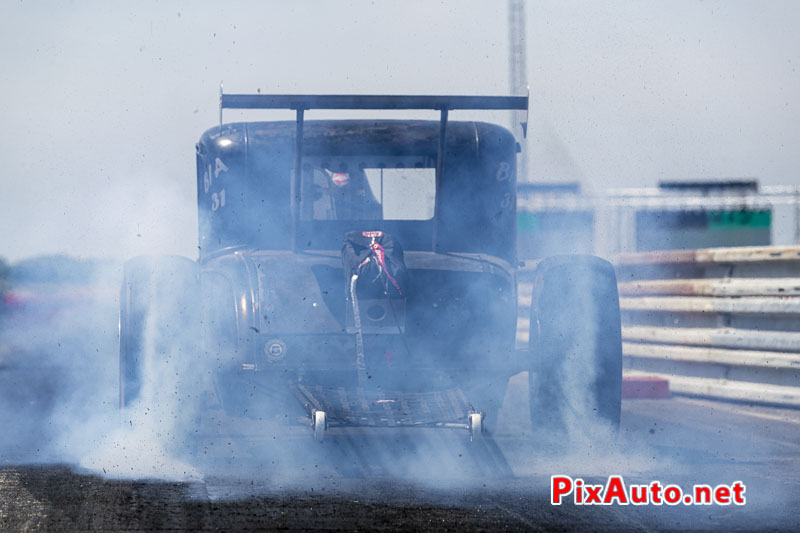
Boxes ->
[301,156,435,221]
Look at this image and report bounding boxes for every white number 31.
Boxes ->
[211,189,226,211]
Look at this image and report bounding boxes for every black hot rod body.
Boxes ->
[119,94,622,443]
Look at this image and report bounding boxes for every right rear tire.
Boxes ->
[528,255,622,441]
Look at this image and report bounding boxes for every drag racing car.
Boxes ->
[119,92,622,445]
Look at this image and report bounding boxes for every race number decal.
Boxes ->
[215,157,229,178]
[204,157,229,193]
[496,161,511,181]
[211,189,226,211]
[500,192,514,209]
[203,165,212,193]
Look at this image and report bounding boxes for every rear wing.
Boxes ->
[218,87,530,251]
[220,93,528,112]
[219,90,529,136]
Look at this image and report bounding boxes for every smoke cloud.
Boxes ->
[0,126,795,533]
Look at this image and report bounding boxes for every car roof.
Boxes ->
[200,120,516,156]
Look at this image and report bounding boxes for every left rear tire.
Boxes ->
[119,255,204,451]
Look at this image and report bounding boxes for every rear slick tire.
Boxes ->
[119,255,202,411]
[528,255,622,442]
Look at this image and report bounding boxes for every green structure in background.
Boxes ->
[636,209,772,251]
[636,182,772,251]
[516,183,596,259]
[517,212,539,232]
[517,180,774,257]
[706,210,771,229]
[517,211,595,259]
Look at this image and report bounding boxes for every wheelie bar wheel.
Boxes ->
[469,412,484,442]
[312,410,328,442]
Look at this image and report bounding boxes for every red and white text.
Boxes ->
[551,475,746,506]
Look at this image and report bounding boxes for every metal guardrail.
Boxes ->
[518,185,800,211]
[615,245,800,407]
[515,245,800,406]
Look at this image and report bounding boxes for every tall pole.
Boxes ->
[508,0,529,183]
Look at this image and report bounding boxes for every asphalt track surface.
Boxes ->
[1,369,798,531]
[1,293,798,530]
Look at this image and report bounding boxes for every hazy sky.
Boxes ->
[1,0,798,261]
